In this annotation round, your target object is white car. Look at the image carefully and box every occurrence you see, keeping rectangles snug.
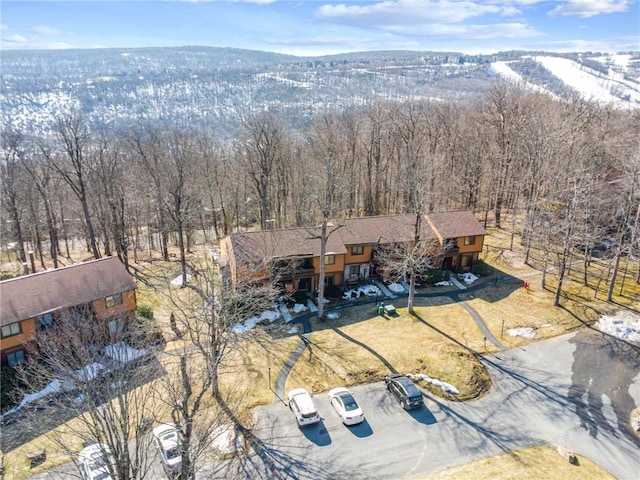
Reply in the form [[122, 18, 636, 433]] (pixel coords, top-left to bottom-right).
[[78, 443, 116, 480], [329, 387, 365, 425], [152, 423, 182, 475], [287, 388, 321, 426]]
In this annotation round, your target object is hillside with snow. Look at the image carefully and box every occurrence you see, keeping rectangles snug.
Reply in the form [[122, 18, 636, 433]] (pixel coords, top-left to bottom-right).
[[491, 53, 640, 108], [2, 48, 638, 137]]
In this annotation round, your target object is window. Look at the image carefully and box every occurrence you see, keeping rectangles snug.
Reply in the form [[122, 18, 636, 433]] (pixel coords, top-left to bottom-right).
[[464, 236, 475, 246], [6, 349, 26, 367], [108, 319, 123, 335], [105, 293, 123, 308], [349, 265, 359, 276], [37, 313, 54, 330], [324, 255, 335, 265], [1, 322, 21, 338], [461, 254, 473, 268], [351, 245, 364, 255]]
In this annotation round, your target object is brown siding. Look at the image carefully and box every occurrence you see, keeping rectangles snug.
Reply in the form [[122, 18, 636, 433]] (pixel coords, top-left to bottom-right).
[[92, 289, 137, 320], [1, 318, 36, 350], [344, 245, 373, 264]]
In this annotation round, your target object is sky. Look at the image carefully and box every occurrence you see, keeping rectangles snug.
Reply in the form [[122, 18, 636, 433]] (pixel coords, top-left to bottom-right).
[[1, 0, 638, 56]]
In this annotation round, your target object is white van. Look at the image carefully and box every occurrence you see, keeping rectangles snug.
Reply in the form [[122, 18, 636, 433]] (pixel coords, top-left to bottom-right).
[[287, 388, 321, 426]]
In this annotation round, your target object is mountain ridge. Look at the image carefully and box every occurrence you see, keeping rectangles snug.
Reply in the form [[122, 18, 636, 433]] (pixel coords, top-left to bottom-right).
[[2, 47, 638, 139]]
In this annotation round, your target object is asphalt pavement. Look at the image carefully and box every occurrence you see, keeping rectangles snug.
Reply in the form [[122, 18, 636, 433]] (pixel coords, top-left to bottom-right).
[[249, 328, 640, 479]]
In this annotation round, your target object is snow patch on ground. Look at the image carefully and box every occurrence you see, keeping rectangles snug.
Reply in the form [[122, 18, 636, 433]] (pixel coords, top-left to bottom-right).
[[170, 274, 192, 286], [409, 373, 459, 395], [230, 309, 281, 333], [507, 327, 536, 338], [459, 272, 478, 285], [292, 303, 308, 313], [1, 380, 62, 418], [597, 312, 640, 343], [287, 325, 299, 334], [210, 424, 242, 456], [327, 312, 340, 320], [342, 284, 382, 300], [73, 362, 110, 382], [388, 283, 406, 293], [435, 280, 453, 286], [102, 342, 149, 364]]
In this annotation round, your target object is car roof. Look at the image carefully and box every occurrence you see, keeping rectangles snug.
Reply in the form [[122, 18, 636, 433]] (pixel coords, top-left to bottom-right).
[[288, 387, 311, 400], [329, 387, 350, 397], [390, 375, 419, 392], [153, 423, 178, 436], [289, 389, 316, 413], [153, 424, 179, 447], [79, 443, 111, 458]]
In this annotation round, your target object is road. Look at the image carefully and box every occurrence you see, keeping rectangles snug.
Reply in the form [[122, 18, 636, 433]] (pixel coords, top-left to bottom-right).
[[249, 329, 640, 479], [28, 328, 640, 479]]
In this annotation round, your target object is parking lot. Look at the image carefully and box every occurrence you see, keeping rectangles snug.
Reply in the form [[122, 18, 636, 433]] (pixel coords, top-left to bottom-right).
[[27, 330, 640, 479], [251, 331, 640, 480]]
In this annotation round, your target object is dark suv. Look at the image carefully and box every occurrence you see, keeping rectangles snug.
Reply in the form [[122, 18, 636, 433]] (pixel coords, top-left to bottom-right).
[[385, 374, 424, 410]]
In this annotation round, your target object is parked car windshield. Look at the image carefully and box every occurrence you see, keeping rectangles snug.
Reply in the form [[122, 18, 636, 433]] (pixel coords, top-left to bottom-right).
[[340, 393, 359, 411], [165, 447, 180, 460]]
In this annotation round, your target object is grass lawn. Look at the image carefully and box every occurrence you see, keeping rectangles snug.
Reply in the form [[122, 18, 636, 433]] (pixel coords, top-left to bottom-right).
[[420, 445, 616, 480], [286, 298, 490, 400], [3, 226, 637, 479]]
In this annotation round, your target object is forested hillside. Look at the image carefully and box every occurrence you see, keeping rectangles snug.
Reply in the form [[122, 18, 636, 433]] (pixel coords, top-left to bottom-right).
[[1, 48, 639, 303], [2, 47, 639, 137]]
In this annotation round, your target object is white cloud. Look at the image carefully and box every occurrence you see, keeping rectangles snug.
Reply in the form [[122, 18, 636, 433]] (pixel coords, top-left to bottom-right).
[[549, 0, 629, 17], [181, 0, 276, 3], [49, 42, 75, 49], [0, 23, 7, 30], [316, 0, 511, 25], [392, 22, 541, 39], [2, 34, 27, 44], [313, 0, 541, 41], [32, 25, 61, 36]]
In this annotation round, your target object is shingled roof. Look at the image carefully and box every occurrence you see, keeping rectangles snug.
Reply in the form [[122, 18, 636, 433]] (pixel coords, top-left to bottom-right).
[[340, 214, 437, 245], [225, 211, 484, 265], [0, 256, 135, 327], [226, 226, 348, 264], [425, 211, 487, 241]]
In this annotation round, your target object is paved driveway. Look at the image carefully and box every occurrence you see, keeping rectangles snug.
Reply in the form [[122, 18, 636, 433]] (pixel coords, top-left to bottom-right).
[[250, 329, 640, 479]]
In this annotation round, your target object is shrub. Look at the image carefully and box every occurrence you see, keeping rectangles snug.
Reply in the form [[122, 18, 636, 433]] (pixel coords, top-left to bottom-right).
[[419, 268, 446, 284], [324, 284, 343, 299], [0, 365, 21, 412], [471, 259, 491, 276], [136, 304, 154, 320], [129, 316, 165, 348], [291, 290, 309, 304]]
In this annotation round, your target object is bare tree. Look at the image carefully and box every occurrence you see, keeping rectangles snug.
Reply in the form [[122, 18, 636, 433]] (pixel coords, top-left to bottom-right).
[[127, 127, 171, 261], [45, 113, 101, 259], [1, 127, 29, 267], [14, 308, 159, 480], [238, 112, 285, 230], [155, 254, 282, 478], [305, 113, 348, 318]]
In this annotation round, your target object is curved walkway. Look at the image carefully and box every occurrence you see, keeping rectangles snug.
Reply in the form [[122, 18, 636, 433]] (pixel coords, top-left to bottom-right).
[[273, 275, 518, 400]]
